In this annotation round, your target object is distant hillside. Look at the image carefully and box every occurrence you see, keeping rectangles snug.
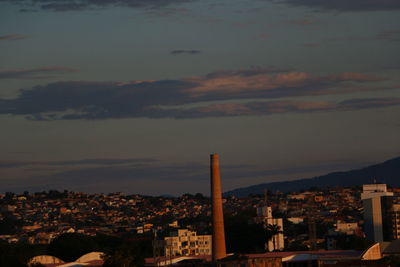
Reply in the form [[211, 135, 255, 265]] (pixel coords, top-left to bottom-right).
[[224, 156, 400, 197]]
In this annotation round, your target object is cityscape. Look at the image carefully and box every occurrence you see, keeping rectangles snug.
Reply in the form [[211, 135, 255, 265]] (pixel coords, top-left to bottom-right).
[[1, 0, 400, 266], [1, 154, 400, 266]]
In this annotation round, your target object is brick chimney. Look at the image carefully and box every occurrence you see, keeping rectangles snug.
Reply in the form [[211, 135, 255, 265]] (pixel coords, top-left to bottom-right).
[[210, 154, 227, 261]]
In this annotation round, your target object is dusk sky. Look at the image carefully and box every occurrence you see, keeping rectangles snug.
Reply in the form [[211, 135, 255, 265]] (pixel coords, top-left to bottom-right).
[[1, 0, 399, 196]]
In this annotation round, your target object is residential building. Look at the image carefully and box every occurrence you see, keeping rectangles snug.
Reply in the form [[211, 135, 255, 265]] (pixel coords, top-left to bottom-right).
[[164, 229, 212, 257], [256, 206, 284, 252], [381, 199, 400, 241]]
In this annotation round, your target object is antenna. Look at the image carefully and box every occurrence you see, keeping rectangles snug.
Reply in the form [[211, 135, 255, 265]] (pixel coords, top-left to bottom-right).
[[264, 189, 268, 206]]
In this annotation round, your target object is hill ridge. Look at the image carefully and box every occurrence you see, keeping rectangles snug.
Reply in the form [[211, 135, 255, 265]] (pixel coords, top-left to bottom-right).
[[224, 156, 400, 197]]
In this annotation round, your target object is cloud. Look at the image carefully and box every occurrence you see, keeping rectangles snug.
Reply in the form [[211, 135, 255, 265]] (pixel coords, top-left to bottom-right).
[[255, 33, 270, 39], [270, 0, 400, 12], [1, 161, 210, 195], [185, 70, 381, 97], [339, 97, 400, 110], [0, 68, 393, 120], [376, 30, 400, 42], [0, 66, 78, 80], [3, 0, 400, 13], [176, 98, 400, 118], [0, 34, 29, 41], [0, 161, 33, 168], [0, 158, 157, 169], [0, 0, 192, 11], [48, 158, 158, 166], [302, 42, 321, 47], [0, 158, 374, 194], [300, 30, 400, 47], [170, 50, 201, 55], [287, 16, 320, 26]]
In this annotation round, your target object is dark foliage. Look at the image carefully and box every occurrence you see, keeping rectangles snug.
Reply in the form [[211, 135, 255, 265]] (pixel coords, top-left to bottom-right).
[[47, 233, 99, 262], [225, 211, 267, 253], [0, 233, 152, 266], [0, 241, 46, 267], [103, 243, 144, 267], [335, 235, 373, 250], [0, 216, 22, 235]]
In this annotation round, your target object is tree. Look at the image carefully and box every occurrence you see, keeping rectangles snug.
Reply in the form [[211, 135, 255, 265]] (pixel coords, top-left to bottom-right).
[[224, 212, 266, 253], [0, 242, 46, 267], [103, 243, 144, 267], [47, 233, 99, 262], [266, 224, 282, 251]]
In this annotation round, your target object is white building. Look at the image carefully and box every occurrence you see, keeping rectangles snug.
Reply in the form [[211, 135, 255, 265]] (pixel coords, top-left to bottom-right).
[[361, 184, 393, 242], [335, 222, 359, 235], [361, 184, 393, 200], [256, 206, 284, 252], [164, 229, 212, 257], [326, 221, 362, 250]]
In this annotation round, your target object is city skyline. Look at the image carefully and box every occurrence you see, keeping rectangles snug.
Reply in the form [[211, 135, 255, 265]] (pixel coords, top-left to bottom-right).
[[0, 0, 399, 195]]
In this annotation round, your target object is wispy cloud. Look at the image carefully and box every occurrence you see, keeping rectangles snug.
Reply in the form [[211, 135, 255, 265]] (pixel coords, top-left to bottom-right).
[[0, 34, 29, 41], [170, 50, 201, 55], [186, 70, 381, 97], [0, 67, 394, 120], [0, 158, 374, 194], [1, 0, 192, 11], [1, 161, 209, 194], [302, 42, 321, 47], [0, 158, 157, 169], [0, 66, 78, 80], [177, 98, 400, 118], [271, 0, 400, 12], [287, 16, 320, 26], [376, 30, 400, 42], [255, 33, 270, 39], [300, 30, 400, 47]]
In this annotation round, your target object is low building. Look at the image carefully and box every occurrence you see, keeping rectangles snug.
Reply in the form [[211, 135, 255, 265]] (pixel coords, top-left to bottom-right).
[[164, 229, 212, 257], [146, 244, 383, 267]]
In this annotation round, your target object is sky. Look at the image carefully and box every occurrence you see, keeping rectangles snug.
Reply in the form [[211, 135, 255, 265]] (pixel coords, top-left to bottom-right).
[[0, 0, 399, 196]]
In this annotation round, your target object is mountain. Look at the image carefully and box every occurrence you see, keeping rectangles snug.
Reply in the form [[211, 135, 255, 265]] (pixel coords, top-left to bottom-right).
[[224, 156, 400, 197]]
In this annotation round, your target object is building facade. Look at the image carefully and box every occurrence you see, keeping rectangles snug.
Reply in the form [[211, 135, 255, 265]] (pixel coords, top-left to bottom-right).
[[381, 199, 400, 241], [361, 184, 394, 242], [164, 229, 212, 257], [256, 206, 284, 252]]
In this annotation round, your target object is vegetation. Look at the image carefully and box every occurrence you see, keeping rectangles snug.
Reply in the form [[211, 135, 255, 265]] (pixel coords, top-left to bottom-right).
[[224, 210, 267, 253], [47, 233, 100, 262], [103, 243, 145, 267], [334, 234, 373, 250], [0, 241, 46, 267], [0, 233, 152, 267], [266, 224, 283, 251]]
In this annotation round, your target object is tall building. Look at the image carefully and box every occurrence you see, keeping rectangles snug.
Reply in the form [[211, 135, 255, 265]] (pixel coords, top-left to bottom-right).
[[361, 184, 394, 242], [164, 229, 212, 257], [255, 206, 284, 251], [382, 198, 400, 241], [210, 154, 227, 261]]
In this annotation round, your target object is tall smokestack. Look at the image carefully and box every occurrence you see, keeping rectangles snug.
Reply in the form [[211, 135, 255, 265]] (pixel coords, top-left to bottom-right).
[[210, 154, 227, 261]]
